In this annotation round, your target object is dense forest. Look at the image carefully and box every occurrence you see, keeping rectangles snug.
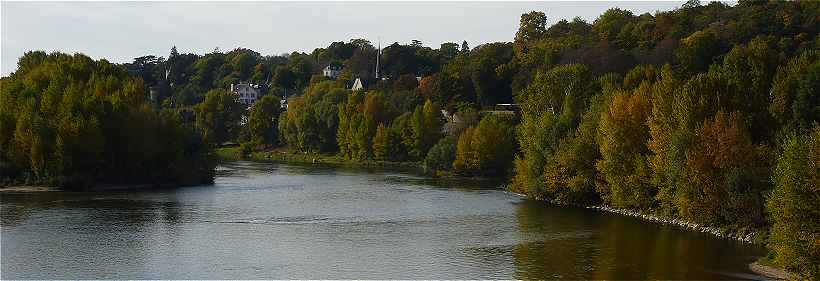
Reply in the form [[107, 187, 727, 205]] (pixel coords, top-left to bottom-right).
[[0, 53, 215, 189], [1, 0, 818, 277]]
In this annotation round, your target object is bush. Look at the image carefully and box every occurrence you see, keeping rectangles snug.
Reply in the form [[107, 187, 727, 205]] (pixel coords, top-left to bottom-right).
[[424, 137, 456, 172], [239, 143, 253, 159]]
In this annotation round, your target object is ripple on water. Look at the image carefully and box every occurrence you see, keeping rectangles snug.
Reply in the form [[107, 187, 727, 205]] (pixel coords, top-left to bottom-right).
[[0, 162, 767, 280]]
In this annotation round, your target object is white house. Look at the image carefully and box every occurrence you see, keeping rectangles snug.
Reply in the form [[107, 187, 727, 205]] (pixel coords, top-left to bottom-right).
[[231, 83, 264, 105], [351, 78, 365, 91], [280, 97, 288, 110], [323, 65, 343, 79]]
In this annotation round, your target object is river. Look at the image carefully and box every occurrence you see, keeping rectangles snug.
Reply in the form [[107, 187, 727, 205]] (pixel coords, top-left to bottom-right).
[[1, 161, 765, 279]]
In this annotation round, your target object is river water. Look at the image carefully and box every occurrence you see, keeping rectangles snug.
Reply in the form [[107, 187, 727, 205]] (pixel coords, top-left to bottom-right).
[[1, 161, 765, 279]]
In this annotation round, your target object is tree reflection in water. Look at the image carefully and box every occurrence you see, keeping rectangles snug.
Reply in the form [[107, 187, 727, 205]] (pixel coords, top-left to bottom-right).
[[512, 199, 765, 279]]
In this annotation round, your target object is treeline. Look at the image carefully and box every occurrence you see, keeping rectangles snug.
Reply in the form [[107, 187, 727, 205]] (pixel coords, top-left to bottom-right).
[[125, 39, 479, 108], [0, 52, 215, 189], [275, 79, 516, 177], [499, 1, 818, 278]]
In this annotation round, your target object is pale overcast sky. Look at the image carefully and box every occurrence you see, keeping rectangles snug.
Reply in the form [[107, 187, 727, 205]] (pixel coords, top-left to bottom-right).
[[1, 1, 689, 76]]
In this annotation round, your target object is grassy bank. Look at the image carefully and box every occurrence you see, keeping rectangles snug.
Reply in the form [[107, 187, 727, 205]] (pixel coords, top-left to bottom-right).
[[215, 147, 421, 170], [215, 147, 510, 189]]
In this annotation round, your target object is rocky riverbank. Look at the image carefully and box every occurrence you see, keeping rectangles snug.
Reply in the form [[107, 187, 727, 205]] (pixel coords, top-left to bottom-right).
[[518, 196, 793, 279], [586, 205, 762, 244], [749, 261, 792, 280], [505, 189, 767, 245]]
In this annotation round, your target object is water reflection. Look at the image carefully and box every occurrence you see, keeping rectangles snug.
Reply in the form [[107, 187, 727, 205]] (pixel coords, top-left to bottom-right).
[[1, 161, 765, 279], [1, 191, 192, 228], [512, 200, 765, 279]]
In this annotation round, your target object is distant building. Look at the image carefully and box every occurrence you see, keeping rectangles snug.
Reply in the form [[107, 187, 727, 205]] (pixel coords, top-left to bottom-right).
[[442, 110, 467, 137], [493, 103, 521, 112], [231, 83, 265, 105], [280, 96, 288, 110], [480, 103, 522, 117], [323, 65, 343, 79], [148, 86, 161, 107], [351, 77, 366, 91], [147, 80, 170, 110]]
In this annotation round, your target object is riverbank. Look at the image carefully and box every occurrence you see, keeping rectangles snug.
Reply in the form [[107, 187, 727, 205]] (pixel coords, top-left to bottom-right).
[[749, 260, 792, 280], [0, 185, 58, 192], [215, 147, 508, 186], [0, 178, 214, 192], [507, 191, 768, 245], [216, 147, 422, 170], [525, 197, 794, 279], [585, 205, 765, 244]]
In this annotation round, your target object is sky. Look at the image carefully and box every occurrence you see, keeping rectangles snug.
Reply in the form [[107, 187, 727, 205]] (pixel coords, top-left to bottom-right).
[[1, 1, 689, 76]]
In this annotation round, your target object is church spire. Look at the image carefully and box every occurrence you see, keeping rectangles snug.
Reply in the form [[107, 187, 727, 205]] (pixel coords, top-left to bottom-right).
[[375, 38, 380, 79]]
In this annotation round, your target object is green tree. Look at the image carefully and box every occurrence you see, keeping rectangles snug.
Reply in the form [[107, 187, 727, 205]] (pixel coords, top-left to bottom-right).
[[372, 123, 390, 161], [453, 115, 515, 176], [439, 42, 460, 62], [514, 11, 547, 66], [721, 36, 779, 140], [230, 50, 258, 81], [675, 29, 722, 74], [592, 8, 635, 43], [196, 89, 243, 145], [424, 137, 456, 172], [421, 99, 443, 152], [0, 52, 213, 188], [388, 112, 415, 161], [242, 95, 281, 149], [678, 111, 768, 225], [540, 75, 616, 205], [767, 125, 820, 279], [279, 81, 347, 152], [273, 65, 296, 92], [453, 126, 476, 173], [518, 64, 595, 131], [647, 65, 684, 214], [510, 65, 600, 198], [769, 51, 819, 130], [337, 91, 395, 160], [469, 43, 515, 106], [596, 83, 654, 209]]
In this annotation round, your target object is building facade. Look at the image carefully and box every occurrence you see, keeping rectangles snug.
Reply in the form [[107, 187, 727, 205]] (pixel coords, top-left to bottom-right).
[[231, 83, 264, 105], [323, 65, 343, 79], [350, 78, 365, 91]]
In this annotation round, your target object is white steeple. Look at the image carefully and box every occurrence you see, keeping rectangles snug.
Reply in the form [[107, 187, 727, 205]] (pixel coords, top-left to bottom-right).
[[375, 38, 380, 79]]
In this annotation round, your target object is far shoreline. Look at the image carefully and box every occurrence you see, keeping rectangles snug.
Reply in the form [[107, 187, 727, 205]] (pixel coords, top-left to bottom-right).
[[0, 185, 58, 192], [0, 180, 213, 193], [223, 147, 769, 244]]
